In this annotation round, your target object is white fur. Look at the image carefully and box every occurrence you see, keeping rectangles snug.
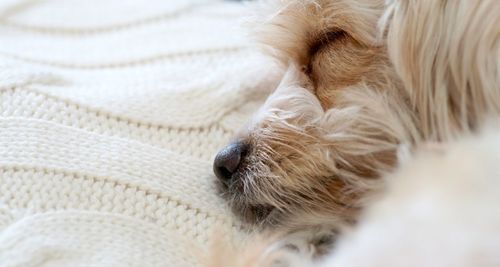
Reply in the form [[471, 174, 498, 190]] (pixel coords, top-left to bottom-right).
[[210, 0, 500, 265], [321, 127, 500, 266]]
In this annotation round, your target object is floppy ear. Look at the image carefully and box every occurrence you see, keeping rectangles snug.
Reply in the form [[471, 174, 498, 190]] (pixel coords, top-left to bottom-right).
[[383, 0, 500, 140]]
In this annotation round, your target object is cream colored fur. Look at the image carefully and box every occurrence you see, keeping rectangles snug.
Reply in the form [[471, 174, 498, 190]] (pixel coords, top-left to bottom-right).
[[212, 0, 500, 265], [219, 0, 410, 228], [321, 127, 500, 267], [382, 0, 500, 140], [213, 129, 500, 266], [218, 0, 499, 226]]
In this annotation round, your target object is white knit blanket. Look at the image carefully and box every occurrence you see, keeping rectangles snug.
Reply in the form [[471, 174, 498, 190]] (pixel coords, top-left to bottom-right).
[[0, 1, 279, 266]]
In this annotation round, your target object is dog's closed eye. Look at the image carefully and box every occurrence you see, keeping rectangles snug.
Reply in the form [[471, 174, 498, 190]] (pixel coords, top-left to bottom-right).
[[304, 29, 349, 77], [308, 30, 348, 58]]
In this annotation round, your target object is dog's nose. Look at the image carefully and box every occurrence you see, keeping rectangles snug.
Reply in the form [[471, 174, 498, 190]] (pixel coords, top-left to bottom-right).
[[213, 141, 248, 183]]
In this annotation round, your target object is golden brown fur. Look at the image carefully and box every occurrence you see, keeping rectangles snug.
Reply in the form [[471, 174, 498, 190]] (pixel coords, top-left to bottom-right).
[[211, 0, 499, 264], [217, 0, 412, 228]]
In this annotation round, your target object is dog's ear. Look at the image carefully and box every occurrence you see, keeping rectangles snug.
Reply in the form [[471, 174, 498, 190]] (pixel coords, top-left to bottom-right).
[[383, 0, 500, 140]]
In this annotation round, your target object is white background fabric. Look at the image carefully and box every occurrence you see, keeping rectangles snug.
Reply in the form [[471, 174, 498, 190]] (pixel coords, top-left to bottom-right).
[[0, 0, 279, 266]]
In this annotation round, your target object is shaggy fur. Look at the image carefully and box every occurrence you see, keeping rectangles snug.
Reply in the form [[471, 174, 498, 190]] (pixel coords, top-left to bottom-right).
[[217, 0, 411, 228], [322, 128, 500, 267], [212, 0, 499, 265], [210, 129, 500, 267]]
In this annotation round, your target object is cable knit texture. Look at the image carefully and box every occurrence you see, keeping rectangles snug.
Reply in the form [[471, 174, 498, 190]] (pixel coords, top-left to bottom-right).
[[0, 1, 280, 266]]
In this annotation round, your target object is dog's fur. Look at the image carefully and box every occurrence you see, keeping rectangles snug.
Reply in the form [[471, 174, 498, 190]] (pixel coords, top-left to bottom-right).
[[219, 0, 408, 228], [211, 130, 500, 266], [217, 0, 499, 228], [321, 128, 500, 266], [212, 0, 499, 265]]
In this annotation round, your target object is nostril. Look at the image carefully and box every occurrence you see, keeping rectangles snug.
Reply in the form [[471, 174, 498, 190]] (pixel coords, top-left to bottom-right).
[[213, 141, 248, 182], [215, 165, 233, 182]]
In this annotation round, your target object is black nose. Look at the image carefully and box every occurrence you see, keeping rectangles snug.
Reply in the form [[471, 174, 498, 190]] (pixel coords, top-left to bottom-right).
[[213, 141, 248, 183]]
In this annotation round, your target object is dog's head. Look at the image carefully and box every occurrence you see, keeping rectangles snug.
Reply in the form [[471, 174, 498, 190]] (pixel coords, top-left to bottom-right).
[[214, 0, 499, 228], [213, 0, 414, 227]]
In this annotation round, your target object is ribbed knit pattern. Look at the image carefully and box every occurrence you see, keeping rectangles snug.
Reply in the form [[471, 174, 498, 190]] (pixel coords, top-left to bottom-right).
[[0, 1, 279, 266]]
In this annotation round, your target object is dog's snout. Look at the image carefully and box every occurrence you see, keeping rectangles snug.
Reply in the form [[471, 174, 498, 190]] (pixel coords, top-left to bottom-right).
[[213, 141, 248, 183]]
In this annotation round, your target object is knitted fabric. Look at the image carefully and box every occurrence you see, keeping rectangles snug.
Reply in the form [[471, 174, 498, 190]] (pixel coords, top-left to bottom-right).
[[0, 1, 279, 266]]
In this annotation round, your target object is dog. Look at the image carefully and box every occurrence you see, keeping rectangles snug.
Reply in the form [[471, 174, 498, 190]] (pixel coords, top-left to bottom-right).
[[214, 0, 404, 229], [211, 0, 499, 265]]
